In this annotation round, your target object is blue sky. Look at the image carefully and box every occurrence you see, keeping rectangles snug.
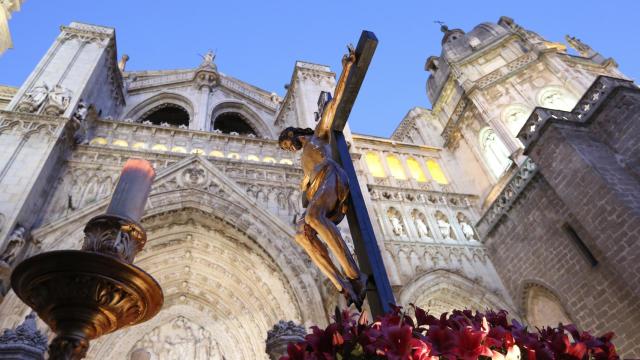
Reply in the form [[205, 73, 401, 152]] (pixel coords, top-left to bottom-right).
[[1, 1, 638, 137]]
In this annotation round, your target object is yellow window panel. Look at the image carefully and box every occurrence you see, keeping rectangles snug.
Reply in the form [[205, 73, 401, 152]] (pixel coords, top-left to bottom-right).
[[407, 157, 427, 182], [151, 144, 168, 152], [89, 137, 107, 145], [132, 142, 148, 150], [386, 155, 407, 180], [365, 152, 386, 178], [427, 159, 448, 184]]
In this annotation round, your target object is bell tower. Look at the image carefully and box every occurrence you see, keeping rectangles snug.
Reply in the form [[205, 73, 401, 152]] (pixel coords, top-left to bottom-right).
[[421, 17, 627, 200]]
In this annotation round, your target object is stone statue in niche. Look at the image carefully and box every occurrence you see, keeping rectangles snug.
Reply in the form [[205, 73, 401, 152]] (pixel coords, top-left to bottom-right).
[[0, 225, 26, 266], [435, 212, 454, 240], [457, 213, 477, 241], [287, 189, 301, 223], [16, 83, 49, 113], [277, 192, 286, 210], [413, 213, 432, 239], [389, 216, 404, 236]]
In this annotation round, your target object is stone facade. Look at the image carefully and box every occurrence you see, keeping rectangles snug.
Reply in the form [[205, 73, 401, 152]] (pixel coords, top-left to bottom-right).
[[0, 16, 637, 358]]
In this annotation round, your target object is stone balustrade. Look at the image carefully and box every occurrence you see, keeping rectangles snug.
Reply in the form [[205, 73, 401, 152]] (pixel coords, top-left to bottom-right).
[[89, 119, 297, 166]]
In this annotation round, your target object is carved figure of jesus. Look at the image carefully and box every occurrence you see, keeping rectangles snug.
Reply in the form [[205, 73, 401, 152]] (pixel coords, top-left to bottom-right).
[[278, 46, 366, 308]]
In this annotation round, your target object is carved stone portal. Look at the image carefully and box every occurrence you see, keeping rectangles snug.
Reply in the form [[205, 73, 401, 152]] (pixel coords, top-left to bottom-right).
[[130, 316, 224, 360]]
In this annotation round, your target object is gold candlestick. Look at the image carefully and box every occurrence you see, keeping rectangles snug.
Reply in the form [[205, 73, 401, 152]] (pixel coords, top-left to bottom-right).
[[11, 159, 163, 360]]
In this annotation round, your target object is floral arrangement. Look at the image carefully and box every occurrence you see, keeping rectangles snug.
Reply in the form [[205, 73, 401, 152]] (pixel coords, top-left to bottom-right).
[[281, 305, 618, 360]]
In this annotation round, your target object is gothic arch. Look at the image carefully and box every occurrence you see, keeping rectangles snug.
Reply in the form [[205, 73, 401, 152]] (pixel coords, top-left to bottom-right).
[[124, 92, 195, 123], [399, 269, 514, 315], [0, 157, 326, 358], [521, 281, 573, 329], [87, 209, 307, 359], [210, 102, 273, 138]]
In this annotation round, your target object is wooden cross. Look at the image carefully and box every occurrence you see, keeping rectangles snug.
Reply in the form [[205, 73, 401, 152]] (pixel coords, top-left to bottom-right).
[[319, 31, 395, 317]]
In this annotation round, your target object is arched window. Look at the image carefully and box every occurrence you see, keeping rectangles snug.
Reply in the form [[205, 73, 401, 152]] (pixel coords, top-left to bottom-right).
[[212, 112, 257, 136], [386, 155, 407, 180], [365, 152, 386, 178], [501, 104, 531, 137], [406, 158, 427, 182], [479, 127, 511, 178], [537, 86, 578, 111], [140, 104, 190, 127], [426, 160, 448, 184]]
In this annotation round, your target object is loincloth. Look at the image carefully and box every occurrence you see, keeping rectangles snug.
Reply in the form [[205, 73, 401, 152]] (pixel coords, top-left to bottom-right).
[[306, 160, 349, 224]]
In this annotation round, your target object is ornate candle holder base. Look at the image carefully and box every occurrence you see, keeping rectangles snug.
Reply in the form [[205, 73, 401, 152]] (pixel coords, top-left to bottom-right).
[[11, 250, 163, 360]]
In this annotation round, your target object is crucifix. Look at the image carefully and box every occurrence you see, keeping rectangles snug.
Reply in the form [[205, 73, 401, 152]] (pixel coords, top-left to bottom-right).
[[278, 31, 395, 317]]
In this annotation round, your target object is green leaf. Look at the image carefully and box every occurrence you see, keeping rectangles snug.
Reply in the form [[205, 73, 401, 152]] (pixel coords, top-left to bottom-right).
[[351, 343, 364, 357]]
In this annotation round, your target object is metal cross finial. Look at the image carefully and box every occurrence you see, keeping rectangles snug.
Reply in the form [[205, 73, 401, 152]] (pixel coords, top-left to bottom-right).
[[434, 20, 449, 33]]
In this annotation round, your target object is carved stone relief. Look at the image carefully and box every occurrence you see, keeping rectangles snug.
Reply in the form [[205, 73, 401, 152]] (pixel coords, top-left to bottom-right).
[[16, 84, 73, 116], [130, 316, 224, 360]]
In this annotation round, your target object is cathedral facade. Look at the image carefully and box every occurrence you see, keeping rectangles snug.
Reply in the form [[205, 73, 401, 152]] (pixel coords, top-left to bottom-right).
[[0, 17, 638, 358]]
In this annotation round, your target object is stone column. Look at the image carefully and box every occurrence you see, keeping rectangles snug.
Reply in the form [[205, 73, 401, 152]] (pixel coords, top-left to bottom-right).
[[0, 313, 48, 360], [265, 320, 306, 360]]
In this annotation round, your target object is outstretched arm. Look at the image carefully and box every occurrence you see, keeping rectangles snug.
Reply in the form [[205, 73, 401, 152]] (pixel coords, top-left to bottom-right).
[[315, 45, 356, 139]]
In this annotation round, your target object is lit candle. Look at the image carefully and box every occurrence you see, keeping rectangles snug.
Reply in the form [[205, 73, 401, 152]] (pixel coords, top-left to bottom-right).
[[106, 158, 156, 222]]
